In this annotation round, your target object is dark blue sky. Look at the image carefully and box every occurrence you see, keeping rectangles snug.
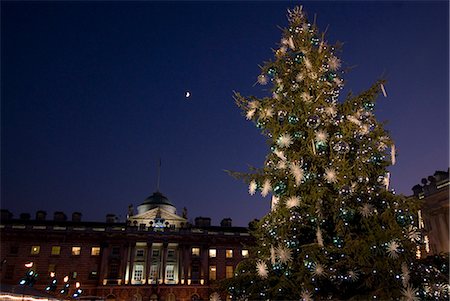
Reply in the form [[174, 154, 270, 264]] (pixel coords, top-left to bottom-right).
[[2, 1, 448, 226]]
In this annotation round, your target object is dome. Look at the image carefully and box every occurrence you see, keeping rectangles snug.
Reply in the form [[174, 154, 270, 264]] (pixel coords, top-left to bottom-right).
[[137, 191, 176, 214]]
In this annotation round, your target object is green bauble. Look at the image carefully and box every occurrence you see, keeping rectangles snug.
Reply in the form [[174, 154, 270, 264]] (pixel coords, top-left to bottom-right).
[[311, 37, 320, 46], [363, 101, 375, 111], [294, 131, 305, 139], [267, 67, 277, 77], [288, 115, 299, 124], [315, 141, 327, 151], [294, 52, 304, 63], [273, 181, 287, 196], [327, 72, 337, 82], [332, 236, 344, 248]]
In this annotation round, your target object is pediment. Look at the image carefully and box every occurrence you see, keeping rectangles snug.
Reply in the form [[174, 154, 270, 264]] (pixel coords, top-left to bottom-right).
[[129, 207, 187, 228]]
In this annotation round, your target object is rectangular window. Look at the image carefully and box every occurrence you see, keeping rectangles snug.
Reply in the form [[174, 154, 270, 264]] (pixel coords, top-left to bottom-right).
[[209, 249, 216, 258], [167, 249, 175, 258], [91, 247, 101, 256], [71, 271, 77, 279], [241, 249, 249, 258], [72, 247, 81, 256], [165, 264, 174, 280], [226, 265, 234, 279], [209, 265, 216, 281], [191, 247, 200, 256], [149, 264, 158, 281], [89, 271, 98, 280], [136, 249, 145, 258], [133, 264, 144, 281], [226, 249, 233, 258], [152, 249, 160, 257], [30, 246, 40, 255], [51, 246, 61, 255], [108, 263, 119, 279], [111, 247, 120, 255]]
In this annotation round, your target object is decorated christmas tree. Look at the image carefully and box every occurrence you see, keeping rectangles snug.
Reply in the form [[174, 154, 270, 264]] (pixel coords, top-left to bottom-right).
[[225, 6, 449, 301]]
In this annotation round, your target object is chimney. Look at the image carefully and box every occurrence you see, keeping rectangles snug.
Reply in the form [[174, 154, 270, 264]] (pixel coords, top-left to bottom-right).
[[0, 209, 13, 221], [19, 213, 31, 220], [54, 211, 67, 222], [220, 218, 232, 227], [36, 211, 47, 221], [106, 214, 116, 223], [194, 217, 211, 227], [72, 212, 82, 222]]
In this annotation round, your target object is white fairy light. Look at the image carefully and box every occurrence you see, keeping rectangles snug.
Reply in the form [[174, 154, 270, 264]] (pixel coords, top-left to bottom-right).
[[261, 179, 272, 197], [286, 196, 300, 208], [248, 180, 257, 195], [277, 133, 293, 148]]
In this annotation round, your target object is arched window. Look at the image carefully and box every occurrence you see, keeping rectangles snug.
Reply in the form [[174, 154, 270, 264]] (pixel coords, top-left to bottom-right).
[[150, 293, 159, 301], [133, 294, 143, 301], [106, 294, 116, 301], [191, 294, 200, 301], [167, 293, 176, 301]]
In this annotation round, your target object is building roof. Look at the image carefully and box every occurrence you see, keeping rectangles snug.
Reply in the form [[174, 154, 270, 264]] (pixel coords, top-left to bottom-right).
[[141, 191, 173, 207]]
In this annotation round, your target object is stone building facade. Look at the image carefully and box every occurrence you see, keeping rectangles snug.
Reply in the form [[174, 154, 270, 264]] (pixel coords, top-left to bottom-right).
[[411, 169, 449, 256], [0, 191, 253, 301]]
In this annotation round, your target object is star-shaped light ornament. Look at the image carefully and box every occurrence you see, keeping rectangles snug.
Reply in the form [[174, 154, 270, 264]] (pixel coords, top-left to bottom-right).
[[290, 163, 304, 185], [276, 246, 292, 264], [257, 74, 268, 85], [315, 130, 329, 143], [406, 225, 421, 242], [286, 196, 300, 209], [311, 263, 326, 278], [325, 106, 337, 117], [277, 133, 293, 148], [347, 270, 359, 282], [359, 203, 374, 218], [277, 160, 287, 170], [347, 115, 361, 126], [273, 149, 286, 161], [324, 168, 338, 184], [256, 261, 268, 279], [209, 292, 221, 301], [401, 262, 410, 287], [261, 179, 272, 197], [296, 73, 305, 82], [262, 108, 274, 119], [287, 6, 303, 22], [301, 92, 312, 102], [248, 180, 257, 196], [316, 227, 324, 246], [270, 246, 276, 265], [328, 56, 341, 71], [300, 290, 313, 301], [386, 240, 400, 259], [246, 109, 256, 120], [401, 285, 420, 301], [304, 58, 312, 70]]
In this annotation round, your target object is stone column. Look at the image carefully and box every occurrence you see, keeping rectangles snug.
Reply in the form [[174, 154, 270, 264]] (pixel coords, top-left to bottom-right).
[[128, 242, 136, 284]]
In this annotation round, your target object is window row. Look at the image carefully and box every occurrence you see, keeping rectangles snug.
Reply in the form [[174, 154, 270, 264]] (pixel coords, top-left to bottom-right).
[[191, 248, 249, 258], [29, 246, 101, 256]]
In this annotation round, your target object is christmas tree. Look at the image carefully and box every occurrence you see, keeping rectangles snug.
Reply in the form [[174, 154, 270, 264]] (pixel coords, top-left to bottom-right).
[[225, 6, 449, 300]]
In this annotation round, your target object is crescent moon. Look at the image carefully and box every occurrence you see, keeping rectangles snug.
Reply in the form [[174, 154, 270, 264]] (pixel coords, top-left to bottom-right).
[[185, 91, 191, 98]]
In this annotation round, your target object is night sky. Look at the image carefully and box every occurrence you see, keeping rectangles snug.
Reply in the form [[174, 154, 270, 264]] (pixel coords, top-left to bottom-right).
[[2, 1, 448, 226]]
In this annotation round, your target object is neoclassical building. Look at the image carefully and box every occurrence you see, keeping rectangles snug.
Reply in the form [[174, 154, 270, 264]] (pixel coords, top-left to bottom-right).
[[0, 190, 253, 301]]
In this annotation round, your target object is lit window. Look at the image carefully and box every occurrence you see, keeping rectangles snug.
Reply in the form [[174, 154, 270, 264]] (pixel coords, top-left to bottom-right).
[[225, 265, 233, 278], [241, 249, 249, 258], [226, 249, 233, 258], [51, 246, 61, 255], [133, 264, 144, 281], [72, 271, 78, 279], [149, 264, 158, 282], [30, 246, 40, 255], [209, 265, 216, 280], [72, 247, 81, 256], [192, 247, 200, 256], [209, 249, 216, 258], [91, 247, 101, 256], [165, 264, 175, 280]]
